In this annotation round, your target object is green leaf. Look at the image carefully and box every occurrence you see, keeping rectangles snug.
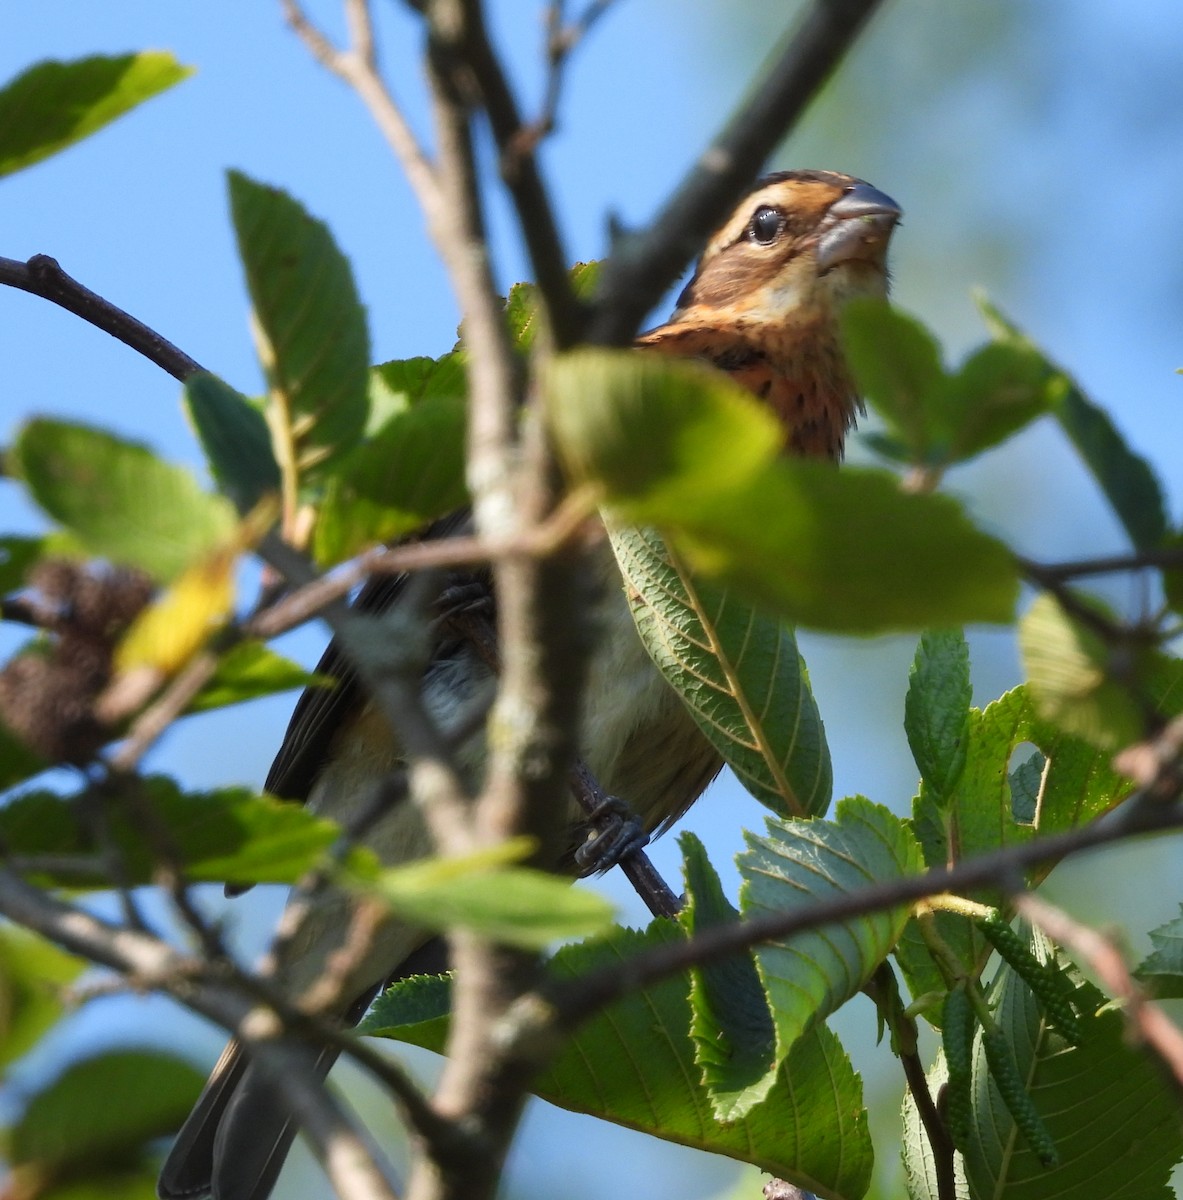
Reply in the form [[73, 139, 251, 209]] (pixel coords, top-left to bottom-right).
[[0, 927, 83, 1069], [962, 953, 1183, 1198], [228, 171, 370, 487], [905, 629, 972, 800], [918, 685, 1124, 859], [323, 353, 471, 554], [859, 429, 911, 464], [671, 463, 1018, 633], [0, 535, 44, 593], [1055, 382, 1167, 552], [941, 340, 1057, 463], [1019, 593, 1146, 750], [1135, 905, 1183, 999], [37, 1170, 161, 1200], [548, 348, 1019, 632], [360, 970, 450, 1040], [0, 779, 361, 887], [977, 294, 1167, 551], [840, 300, 945, 463], [183, 373, 280, 513], [0, 716, 47, 793], [609, 525, 830, 820], [10, 1049, 203, 1171], [843, 309, 1057, 465], [184, 641, 323, 714], [1160, 532, 1183, 618], [367, 920, 873, 1198], [367, 353, 468, 434], [547, 349, 783, 511], [681, 833, 777, 1119], [1008, 749, 1044, 825], [506, 261, 600, 350], [313, 391, 468, 566], [739, 797, 923, 1061], [896, 686, 1128, 1006], [12, 419, 237, 583], [974, 291, 1024, 343], [0, 53, 191, 179], [374, 846, 614, 950]]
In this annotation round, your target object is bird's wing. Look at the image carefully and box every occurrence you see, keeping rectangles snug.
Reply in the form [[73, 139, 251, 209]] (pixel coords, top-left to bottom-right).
[[263, 509, 478, 803]]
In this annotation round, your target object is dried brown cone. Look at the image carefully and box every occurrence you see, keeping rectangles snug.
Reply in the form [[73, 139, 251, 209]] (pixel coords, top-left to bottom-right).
[[0, 559, 153, 764]]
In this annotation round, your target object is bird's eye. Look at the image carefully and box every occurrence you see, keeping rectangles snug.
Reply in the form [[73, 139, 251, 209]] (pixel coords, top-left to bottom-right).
[[747, 205, 783, 245]]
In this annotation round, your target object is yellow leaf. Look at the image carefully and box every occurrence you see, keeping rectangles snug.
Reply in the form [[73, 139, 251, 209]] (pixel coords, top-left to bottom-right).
[[115, 550, 235, 675]]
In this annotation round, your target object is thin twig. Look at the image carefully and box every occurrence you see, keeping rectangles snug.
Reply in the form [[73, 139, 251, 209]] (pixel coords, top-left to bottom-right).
[[281, 0, 441, 212], [1114, 713, 1183, 798], [865, 964, 955, 1200], [1021, 556, 1168, 739], [520, 1, 618, 160], [1019, 547, 1183, 582], [75, 778, 149, 932], [104, 649, 223, 773], [1019, 557, 1148, 645], [118, 772, 232, 964], [247, 491, 597, 644]]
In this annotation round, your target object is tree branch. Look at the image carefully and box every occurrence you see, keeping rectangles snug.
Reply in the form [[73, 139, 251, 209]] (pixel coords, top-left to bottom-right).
[[437, 0, 582, 348], [550, 795, 1183, 1028], [390, 9, 588, 1199], [1019, 547, 1183, 582], [0, 867, 402, 1200], [0, 254, 203, 381]]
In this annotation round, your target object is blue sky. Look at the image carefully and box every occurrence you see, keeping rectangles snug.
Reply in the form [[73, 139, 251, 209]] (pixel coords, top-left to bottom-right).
[[3, 4, 1183, 1198]]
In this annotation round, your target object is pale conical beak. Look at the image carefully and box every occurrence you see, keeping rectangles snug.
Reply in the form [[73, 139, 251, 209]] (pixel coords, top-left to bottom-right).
[[815, 182, 901, 273]]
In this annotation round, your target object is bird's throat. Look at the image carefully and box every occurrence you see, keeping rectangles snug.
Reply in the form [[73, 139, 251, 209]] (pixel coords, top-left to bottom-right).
[[638, 318, 858, 461]]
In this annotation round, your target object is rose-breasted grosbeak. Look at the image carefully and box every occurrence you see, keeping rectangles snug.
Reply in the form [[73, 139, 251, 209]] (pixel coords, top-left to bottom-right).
[[159, 170, 900, 1200]]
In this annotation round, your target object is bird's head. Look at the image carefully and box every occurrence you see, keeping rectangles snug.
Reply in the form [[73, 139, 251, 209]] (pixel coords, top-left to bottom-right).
[[639, 171, 901, 459], [668, 170, 900, 332]]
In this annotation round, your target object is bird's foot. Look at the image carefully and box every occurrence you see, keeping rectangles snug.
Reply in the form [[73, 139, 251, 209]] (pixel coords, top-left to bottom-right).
[[575, 793, 651, 873], [436, 577, 494, 620], [437, 577, 499, 671]]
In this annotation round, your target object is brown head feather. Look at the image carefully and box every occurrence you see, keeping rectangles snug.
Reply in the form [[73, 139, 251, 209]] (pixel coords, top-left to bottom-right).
[[638, 170, 900, 460]]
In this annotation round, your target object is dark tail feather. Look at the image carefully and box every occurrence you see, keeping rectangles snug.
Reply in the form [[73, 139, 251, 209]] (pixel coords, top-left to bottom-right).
[[211, 1048, 334, 1200], [158, 938, 449, 1200], [157, 1040, 250, 1199]]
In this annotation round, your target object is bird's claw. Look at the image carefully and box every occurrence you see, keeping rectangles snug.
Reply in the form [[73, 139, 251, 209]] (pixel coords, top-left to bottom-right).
[[575, 793, 650, 873], [436, 577, 494, 621]]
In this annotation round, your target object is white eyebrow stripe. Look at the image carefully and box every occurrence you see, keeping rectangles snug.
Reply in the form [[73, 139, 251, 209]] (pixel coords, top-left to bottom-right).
[[709, 183, 795, 250]]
